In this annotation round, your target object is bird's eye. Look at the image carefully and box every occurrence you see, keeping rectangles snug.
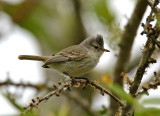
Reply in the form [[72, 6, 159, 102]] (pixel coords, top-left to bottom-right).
[[94, 46, 99, 49]]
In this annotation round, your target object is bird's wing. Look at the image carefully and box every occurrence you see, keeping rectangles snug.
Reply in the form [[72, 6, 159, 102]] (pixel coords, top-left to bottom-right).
[[60, 45, 88, 61], [42, 45, 88, 67]]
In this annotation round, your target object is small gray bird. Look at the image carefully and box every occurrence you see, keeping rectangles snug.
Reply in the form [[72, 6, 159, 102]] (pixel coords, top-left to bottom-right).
[[18, 34, 110, 77]]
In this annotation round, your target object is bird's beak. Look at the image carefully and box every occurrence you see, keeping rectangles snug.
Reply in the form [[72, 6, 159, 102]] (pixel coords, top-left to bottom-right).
[[100, 48, 110, 52]]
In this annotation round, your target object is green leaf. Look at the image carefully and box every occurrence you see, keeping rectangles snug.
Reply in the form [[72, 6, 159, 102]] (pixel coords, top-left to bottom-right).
[[107, 84, 136, 105]]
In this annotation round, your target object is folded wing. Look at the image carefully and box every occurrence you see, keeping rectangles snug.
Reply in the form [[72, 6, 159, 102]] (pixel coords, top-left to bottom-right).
[[42, 45, 88, 68]]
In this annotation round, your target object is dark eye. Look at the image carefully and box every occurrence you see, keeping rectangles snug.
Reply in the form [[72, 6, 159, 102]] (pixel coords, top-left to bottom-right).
[[94, 46, 99, 49]]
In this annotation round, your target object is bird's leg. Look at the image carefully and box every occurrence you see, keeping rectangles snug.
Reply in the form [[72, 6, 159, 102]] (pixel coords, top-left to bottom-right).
[[62, 72, 76, 85], [62, 72, 72, 82]]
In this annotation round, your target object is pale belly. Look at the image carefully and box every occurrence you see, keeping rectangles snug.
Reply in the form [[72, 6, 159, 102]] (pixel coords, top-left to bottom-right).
[[48, 56, 99, 77]]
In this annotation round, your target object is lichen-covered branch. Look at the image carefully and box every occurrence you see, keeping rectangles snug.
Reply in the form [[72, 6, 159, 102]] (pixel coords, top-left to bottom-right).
[[136, 76, 160, 97], [121, 1, 160, 115], [110, 0, 148, 115], [145, 0, 160, 13], [113, 0, 147, 86], [130, 9, 160, 98]]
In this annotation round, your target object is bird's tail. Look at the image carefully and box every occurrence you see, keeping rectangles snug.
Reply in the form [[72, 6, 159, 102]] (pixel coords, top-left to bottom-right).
[[18, 55, 50, 62]]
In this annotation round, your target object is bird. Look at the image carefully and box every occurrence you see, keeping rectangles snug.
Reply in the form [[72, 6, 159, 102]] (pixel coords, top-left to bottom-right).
[[18, 34, 110, 77]]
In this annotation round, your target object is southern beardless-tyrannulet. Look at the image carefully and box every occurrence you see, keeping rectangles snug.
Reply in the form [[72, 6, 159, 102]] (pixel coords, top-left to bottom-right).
[[18, 34, 110, 77]]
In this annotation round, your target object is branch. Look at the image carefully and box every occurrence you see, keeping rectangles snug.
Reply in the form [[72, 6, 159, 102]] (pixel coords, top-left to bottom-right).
[[0, 79, 97, 116], [122, 0, 160, 115], [137, 79, 160, 96], [113, 0, 147, 86], [23, 80, 72, 112], [110, 0, 148, 115], [151, 37, 160, 48], [0, 79, 46, 90], [129, 37, 156, 96], [145, 0, 160, 13], [23, 78, 124, 113], [89, 80, 124, 106], [136, 72, 160, 97], [130, 5, 160, 98]]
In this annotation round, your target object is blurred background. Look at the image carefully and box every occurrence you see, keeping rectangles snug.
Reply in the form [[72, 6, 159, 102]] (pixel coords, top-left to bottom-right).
[[0, 0, 160, 116]]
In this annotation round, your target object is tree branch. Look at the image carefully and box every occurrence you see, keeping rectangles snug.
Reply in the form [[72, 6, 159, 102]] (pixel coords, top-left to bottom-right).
[[0, 79, 46, 90], [130, 6, 159, 98], [122, 1, 160, 115], [22, 78, 124, 113], [110, 0, 148, 115], [136, 77, 160, 97], [145, 0, 160, 13], [0, 79, 98, 116]]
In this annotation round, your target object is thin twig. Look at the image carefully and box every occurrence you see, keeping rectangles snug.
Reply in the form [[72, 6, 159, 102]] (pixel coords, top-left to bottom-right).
[[0, 79, 98, 116], [0, 79, 46, 90], [23, 78, 124, 113], [151, 36, 160, 48], [136, 77, 160, 97], [89, 81, 124, 106], [145, 0, 160, 13], [23, 80, 72, 112]]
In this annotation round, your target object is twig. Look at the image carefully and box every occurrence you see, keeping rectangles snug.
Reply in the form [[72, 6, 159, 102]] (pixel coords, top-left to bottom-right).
[[23, 78, 124, 112], [0, 79, 97, 116], [136, 76, 160, 97], [151, 36, 160, 48], [0, 78, 123, 115], [145, 0, 160, 13], [0, 79, 46, 90], [89, 81, 124, 106], [23, 80, 72, 112]]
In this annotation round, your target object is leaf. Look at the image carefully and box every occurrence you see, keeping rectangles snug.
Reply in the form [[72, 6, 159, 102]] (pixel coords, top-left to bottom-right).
[[107, 84, 136, 105]]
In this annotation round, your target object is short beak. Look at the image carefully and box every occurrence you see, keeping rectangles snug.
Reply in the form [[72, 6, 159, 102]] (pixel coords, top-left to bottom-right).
[[100, 48, 110, 52]]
